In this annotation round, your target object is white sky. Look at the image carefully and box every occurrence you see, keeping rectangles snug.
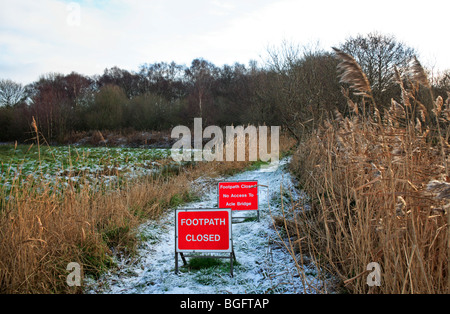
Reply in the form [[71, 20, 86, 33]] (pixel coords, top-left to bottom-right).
[[1, 0, 449, 85]]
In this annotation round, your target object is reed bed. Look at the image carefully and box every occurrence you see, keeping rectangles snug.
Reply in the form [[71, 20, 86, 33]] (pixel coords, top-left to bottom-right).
[[285, 50, 449, 293]]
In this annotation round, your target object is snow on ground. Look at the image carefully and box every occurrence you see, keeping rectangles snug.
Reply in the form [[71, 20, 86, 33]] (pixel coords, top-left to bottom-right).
[[86, 158, 324, 294]]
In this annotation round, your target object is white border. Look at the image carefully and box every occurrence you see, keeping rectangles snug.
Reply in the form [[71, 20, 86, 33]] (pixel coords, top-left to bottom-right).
[[175, 208, 232, 253]]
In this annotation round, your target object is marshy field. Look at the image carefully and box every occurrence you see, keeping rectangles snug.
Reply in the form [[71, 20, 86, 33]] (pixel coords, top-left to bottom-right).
[[0, 141, 188, 293], [0, 144, 171, 193]]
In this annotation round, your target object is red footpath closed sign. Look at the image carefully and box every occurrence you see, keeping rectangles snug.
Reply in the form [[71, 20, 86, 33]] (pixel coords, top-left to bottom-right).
[[176, 209, 232, 253], [218, 181, 258, 211]]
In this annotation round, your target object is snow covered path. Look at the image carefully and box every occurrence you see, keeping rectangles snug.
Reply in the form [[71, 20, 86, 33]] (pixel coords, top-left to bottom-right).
[[87, 158, 322, 294]]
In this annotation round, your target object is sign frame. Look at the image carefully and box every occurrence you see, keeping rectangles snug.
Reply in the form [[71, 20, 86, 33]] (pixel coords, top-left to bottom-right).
[[217, 180, 259, 221], [175, 208, 236, 277]]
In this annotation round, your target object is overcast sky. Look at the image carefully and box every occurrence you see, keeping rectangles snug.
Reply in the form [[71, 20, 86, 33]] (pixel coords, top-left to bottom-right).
[[1, 0, 449, 85]]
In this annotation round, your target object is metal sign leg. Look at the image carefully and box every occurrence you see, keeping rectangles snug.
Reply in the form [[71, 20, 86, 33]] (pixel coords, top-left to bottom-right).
[[175, 252, 188, 275], [180, 253, 187, 265], [230, 248, 237, 277], [230, 253, 233, 278]]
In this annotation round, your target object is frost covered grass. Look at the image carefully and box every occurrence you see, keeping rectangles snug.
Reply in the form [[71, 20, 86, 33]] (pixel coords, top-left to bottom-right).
[[0, 144, 171, 195], [87, 157, 329, 294]]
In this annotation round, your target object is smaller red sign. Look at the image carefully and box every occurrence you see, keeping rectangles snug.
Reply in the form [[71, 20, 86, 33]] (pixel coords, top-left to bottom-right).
[[218, 181, 258, 211], [176, 209, 232, 253]]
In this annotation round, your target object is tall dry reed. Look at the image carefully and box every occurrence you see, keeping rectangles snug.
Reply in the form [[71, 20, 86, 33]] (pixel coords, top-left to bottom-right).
[[284, 52, 449, 293]]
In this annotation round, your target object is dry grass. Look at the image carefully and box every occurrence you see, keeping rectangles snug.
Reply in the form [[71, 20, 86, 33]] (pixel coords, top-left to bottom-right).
[[285, 54, 450, 294], [0, 128, 295, 294], [0, 167, 195, 293]]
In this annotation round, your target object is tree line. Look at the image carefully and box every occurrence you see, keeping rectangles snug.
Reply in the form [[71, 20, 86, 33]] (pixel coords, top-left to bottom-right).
[[1, 33, 449, 144]]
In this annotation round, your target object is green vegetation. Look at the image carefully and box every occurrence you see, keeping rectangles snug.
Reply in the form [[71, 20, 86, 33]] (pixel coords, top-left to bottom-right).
[[0, 144, 171, 195]]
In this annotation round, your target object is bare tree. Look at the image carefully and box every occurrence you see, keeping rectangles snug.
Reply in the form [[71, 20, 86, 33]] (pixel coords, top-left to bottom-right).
[[0, 79, 26, 107], [139, 62, 187, 100], [339, 32, 416, 105], [263, 42, 343, 142], [185, 59, 218, 119]]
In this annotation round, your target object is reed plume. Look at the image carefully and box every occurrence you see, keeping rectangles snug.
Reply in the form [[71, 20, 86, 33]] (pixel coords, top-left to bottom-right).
[[409, 56, 431, 89], [332, 47, 372, 97], [394, 66, 412, 108]]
